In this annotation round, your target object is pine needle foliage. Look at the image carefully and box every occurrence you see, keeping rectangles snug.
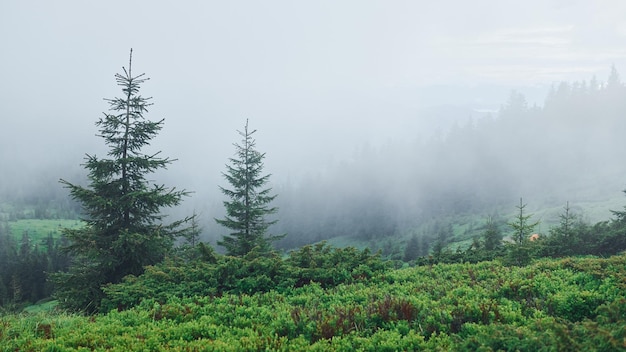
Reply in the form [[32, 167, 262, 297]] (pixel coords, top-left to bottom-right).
[[216, 119, 283, 256], [53, 50, 189, 313], [505, 198, 540, 266], [508, 198, 539, 245]]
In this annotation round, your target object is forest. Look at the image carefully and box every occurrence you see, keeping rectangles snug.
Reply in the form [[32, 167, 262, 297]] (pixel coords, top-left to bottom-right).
[[0, 55, 625, 350]]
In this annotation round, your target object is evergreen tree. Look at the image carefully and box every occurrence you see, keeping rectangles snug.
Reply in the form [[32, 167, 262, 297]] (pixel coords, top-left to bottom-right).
[[508, 198, 539, 245], [0, 227, 16, 306], [607, 64, 622, 89], [53, 50, 189, 313], [16, 232, 33, 302], [482, 216, 503, 251], [556, 202, 574, 239], [216, 119, 283, 256], [402, 234, 420, 262], [431, 222, 452, 258], [542, 202, 589, 257], [181, 210, 202, 247], [505, 198, 539, 266], [601, 191, 626, 255]]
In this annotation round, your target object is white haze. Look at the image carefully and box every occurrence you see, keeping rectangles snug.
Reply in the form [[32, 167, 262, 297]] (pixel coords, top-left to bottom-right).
[[2, 1, 626, 244]]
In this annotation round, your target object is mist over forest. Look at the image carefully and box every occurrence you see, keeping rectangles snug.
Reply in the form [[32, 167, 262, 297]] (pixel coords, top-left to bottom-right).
[[4, 4, 626, 350], [270, 71, 626, 248], [3, 1, 626, 257], [2, 69, 626, 256]]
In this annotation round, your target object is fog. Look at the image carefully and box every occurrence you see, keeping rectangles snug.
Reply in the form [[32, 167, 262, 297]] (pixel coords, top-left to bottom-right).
[[2, 1, 626, 249]]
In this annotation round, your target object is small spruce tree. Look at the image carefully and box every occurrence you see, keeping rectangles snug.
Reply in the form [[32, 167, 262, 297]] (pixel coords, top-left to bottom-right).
[[505, 198, 539, 266], [182, 210, 202, 247], [508, 198, 539, 245], [544, 202, 583, 257], [482, 216, 503, 251], [216, 119, 283, 256]]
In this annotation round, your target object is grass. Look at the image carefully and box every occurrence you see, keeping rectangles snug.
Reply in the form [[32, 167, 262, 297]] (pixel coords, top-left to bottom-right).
[[396, 195, 626, 254], [320, 193, 626, 256], [7, 219, 83, 246], [22, 300, 59, 314]]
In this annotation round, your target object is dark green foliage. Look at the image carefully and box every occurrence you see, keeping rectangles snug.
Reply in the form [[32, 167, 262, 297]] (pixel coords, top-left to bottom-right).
[[53, 50, 189, 313], [532, 199, 626, 259], [540, 203, 591, 257], [402, 235, 420, 262], [600, 192, 626, 255], [101, 242, 386, 311], [431, 222, 453, 259], [482, 216, 503, 251], [417, 196, 626, 267], [216, 119, 283, 256], [286, 242, 387, 288], [379, 238, 403, 261], [503, 198, 540, 266], [0, 228, 69, 308]]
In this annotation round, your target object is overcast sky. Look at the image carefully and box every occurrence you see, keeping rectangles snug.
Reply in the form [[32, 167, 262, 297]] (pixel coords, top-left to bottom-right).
[[2, 1, 626, 194]]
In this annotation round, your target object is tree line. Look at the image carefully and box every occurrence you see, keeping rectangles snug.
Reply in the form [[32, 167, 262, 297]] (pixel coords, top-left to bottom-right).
[[403, 198, 626, 267], [272, 66, 626, 249], [0, 226, 69, 308]]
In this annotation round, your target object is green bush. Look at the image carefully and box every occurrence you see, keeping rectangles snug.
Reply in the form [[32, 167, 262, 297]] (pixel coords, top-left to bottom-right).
[[3, 253, 624, 351], [102, 242, 386, 311]]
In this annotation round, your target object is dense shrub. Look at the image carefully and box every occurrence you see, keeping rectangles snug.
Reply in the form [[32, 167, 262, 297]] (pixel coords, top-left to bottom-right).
[[102, 242, 386, 311], [2, 254, 624, 351]]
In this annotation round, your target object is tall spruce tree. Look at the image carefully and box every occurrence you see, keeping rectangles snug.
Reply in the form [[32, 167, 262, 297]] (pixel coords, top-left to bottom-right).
[[53, 50, 189, 313], [216, 119, 283, 256]]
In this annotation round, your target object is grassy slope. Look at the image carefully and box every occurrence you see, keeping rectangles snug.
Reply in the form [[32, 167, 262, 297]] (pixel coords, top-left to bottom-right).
[[7, 219, 83, 244], [385, 195, 625, 254]]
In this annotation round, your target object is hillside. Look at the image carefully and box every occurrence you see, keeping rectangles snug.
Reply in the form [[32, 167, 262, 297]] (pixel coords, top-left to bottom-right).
[[271, 79, 626, 252], [1, 254, 624, 351]]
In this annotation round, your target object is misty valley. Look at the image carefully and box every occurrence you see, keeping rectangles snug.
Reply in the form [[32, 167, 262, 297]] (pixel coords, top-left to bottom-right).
[[1, 59, 626, 351]]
